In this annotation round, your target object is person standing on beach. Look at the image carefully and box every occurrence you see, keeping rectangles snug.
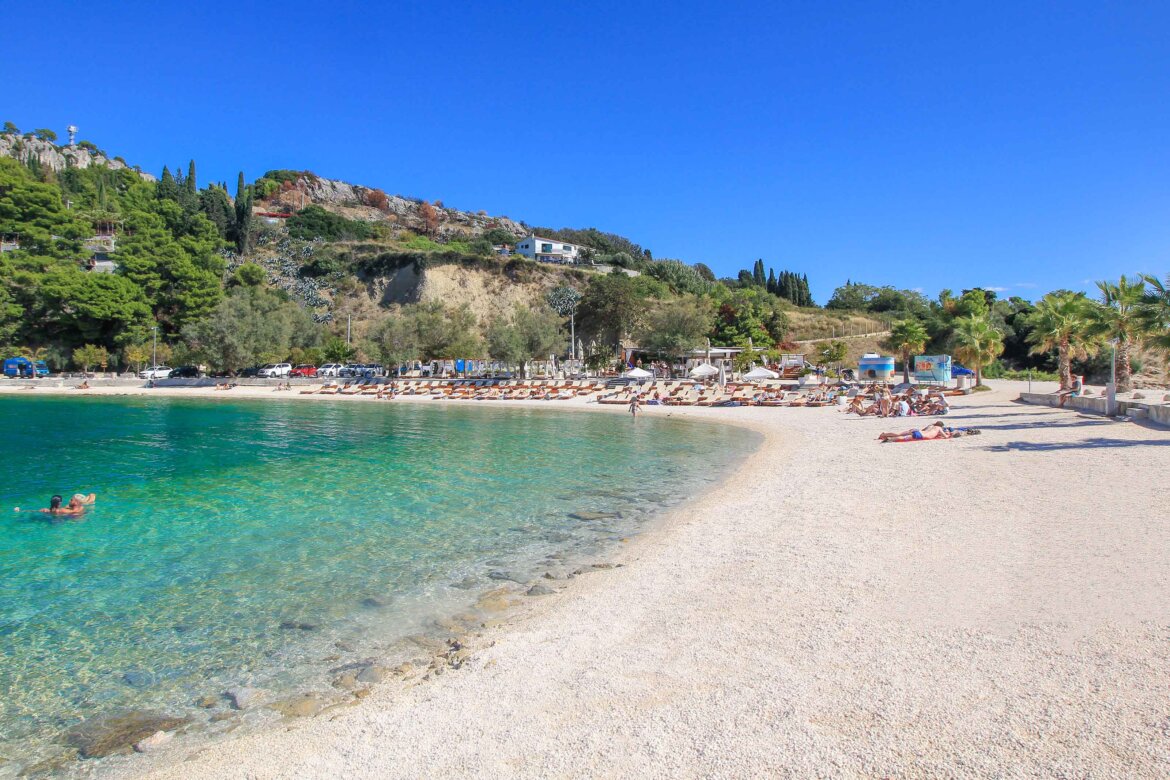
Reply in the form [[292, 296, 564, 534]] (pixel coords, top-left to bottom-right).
[[629, 393, 640, 421]]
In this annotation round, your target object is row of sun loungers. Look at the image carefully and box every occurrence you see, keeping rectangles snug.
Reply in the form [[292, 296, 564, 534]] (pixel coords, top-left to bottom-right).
[[290, 377, 962, 409]]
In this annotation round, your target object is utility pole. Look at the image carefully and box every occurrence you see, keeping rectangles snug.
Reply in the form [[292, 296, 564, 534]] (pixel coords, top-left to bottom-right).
[[347, 314, 352, 345], [152, 325, 158, 368]]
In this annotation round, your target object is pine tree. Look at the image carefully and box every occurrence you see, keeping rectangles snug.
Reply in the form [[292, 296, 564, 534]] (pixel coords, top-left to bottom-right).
[[801, 273, 813, 306], [753, 259, 765, 287], [766, 268, 777, 295], [186, 160, 197, 194]]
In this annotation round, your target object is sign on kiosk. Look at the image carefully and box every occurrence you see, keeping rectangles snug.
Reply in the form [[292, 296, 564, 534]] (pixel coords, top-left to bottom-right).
[[914, 355, 952, 383]]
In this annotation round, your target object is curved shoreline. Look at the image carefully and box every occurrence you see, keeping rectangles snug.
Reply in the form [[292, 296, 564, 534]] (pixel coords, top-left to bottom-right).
[[8, 382, 1170, 778]]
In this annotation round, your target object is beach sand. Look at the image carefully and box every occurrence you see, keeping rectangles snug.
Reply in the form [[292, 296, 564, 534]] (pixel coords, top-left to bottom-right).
[[9, 381, 1169, 777]]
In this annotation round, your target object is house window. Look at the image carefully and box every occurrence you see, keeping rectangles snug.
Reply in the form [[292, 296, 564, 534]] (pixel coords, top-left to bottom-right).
[[541, 243, 553, 252], [563, 245, 572, 251]]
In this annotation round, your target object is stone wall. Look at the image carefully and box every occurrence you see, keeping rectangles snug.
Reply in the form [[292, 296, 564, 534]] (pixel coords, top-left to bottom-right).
[[1017, 392, 1170, 428]]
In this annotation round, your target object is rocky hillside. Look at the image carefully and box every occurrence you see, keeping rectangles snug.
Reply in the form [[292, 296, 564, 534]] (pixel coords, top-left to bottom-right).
[[0, 133, 155, 181], [254, 171, 527, 240]]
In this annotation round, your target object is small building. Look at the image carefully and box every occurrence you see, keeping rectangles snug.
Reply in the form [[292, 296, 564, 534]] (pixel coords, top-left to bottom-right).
[[514, 235, 583, 264]]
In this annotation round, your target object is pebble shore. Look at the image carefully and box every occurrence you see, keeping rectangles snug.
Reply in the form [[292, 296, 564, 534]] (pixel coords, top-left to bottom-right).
[[7, 380, 1169, 778]]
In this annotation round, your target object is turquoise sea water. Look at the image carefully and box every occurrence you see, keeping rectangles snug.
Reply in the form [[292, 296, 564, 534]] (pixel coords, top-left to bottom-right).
[[0, 395, 754, 770]]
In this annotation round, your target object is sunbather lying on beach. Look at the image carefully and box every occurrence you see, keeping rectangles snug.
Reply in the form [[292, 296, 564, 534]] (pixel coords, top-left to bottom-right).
[[878, 421, 981, 442]]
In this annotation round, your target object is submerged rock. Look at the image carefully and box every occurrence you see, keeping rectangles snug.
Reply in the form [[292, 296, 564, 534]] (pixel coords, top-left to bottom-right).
[[526, 584, 556, 596], [269, 694, 327, 718], [279, 620, 319, 631], [355, 665, 389, 684], [195, 695, 220, 709], [63, 710, 189, 758], [487, 570, 526, 584], [360, 596, 389, 608], [569, 511, 621, 521], [225, 687, 264, 710], [450, 576, 479, 590], [132, 730, 172, 753], [121, 670, 155, 688]]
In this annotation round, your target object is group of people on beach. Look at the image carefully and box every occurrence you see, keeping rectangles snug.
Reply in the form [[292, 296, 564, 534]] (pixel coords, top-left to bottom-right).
[[843, 387, 950, 418]]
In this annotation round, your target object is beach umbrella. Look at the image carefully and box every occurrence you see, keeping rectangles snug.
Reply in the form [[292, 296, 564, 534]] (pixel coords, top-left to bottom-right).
[[743, 366, 779, 380], [690, 363, 719, 378], [624, 367, 653, 379]]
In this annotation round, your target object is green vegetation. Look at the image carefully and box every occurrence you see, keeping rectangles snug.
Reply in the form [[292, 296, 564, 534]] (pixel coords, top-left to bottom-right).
[[1, 128, 1167, 380]]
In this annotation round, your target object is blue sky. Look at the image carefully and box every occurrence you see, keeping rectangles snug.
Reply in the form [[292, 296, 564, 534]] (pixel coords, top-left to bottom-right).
[[2, 1, 1167, 303]]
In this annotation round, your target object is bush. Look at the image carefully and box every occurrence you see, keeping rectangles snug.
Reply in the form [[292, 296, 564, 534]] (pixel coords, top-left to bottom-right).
[[287, 205, 372, 241]]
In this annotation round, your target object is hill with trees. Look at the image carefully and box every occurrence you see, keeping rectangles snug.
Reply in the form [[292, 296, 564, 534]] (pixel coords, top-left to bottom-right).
[[1, 123, 1166, 386]]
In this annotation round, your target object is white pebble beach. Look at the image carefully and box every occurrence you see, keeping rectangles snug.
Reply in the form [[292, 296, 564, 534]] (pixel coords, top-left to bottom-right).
[[9, 380, 1169, 778]]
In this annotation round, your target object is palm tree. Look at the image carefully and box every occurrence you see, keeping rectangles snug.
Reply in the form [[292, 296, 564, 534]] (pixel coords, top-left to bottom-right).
[[1140, 274, 1170, 357], [883, 318, 928, 384], [1091, 275, 1147, 392], [952, 315, 1003, 388], [1027, 291, 1100, 390]]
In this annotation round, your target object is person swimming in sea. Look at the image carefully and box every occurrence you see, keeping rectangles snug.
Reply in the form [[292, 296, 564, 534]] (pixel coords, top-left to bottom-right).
[[14, 493, 96, 516]]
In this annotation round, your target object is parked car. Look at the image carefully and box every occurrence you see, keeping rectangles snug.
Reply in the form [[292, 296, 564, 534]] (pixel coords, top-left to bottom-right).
[[169, 365, 204, 378], [338, 363, 363, 377], [210, 369, 236, 378], [139, 365, 173, 380], [318, 363, 343, 377], [3, 357, 50, 378], [239, 366, 263, 378], [289, 364, 318, 378], [257, 363, 292, 378], [363, 363, 385, 377], [952, 363, 975, 377]]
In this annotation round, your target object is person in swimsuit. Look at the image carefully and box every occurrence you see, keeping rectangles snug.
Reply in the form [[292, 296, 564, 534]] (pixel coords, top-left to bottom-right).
[[629, 394, 641, 421], [33, 493, 95, 516], [878, 421, 951, 442]]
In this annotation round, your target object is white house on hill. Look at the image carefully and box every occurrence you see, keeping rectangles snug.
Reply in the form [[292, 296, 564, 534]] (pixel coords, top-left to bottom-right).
[[514, 235, 584, 264]]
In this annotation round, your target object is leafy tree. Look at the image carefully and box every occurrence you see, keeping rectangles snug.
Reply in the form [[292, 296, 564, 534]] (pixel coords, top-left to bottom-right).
[[811, 340, 847, 373], [486, 304, 564, 373], [365, 317, 415, 368], [1090, 275, 1146, 391], [182, 287, 320, 370], [198, 185, 235, 238], [412, 301, 482, 358], [72, 343, 109, 372], [645, 259, 713, 295], [636, 297, 714, 359], [577, 273, 648, 353], [693, 262, 716, 282], [1027, 291, 1100, 390], [123, 343, 152, 373], [33, 128, 58, 142], [883, 318, 928, 383], [483, 227, 516, 245], [0, 158, 88, 257], [289, 346, 325, 366], [322, 336, 357, 363], [38, 268, 152, 349], [2, 122, 18, 135], [953, 315, 1004, 387]]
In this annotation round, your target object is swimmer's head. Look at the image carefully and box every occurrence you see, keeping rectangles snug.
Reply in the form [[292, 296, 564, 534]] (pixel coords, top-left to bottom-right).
[[49, 495, 62, 510]]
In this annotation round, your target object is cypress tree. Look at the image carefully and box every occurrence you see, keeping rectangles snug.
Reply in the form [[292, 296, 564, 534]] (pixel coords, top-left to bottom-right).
[[186, 160, 197, 194], [754, 259, 766, 287], [766, 268, 777, 295], [801, 273, 812, 306], [157, 166, 179, 201], [233, 172, 253, 253]]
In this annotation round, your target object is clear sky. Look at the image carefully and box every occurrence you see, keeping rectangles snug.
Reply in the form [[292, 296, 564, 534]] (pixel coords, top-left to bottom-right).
[[2, 1, 1167, 303]]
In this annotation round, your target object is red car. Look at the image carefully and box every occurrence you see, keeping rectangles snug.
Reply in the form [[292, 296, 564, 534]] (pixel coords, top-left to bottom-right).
[[289, 365, 318, 378]]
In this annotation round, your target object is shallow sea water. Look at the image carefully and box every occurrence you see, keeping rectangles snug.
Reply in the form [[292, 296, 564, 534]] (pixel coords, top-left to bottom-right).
[[0, 395, 755, 771]]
